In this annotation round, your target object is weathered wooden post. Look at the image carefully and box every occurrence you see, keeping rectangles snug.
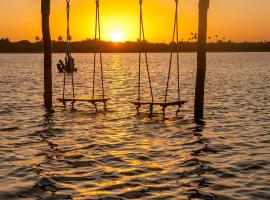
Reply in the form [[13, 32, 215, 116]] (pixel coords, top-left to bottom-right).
[[41, 0, 52, 109], [194, 0, 210, 122]]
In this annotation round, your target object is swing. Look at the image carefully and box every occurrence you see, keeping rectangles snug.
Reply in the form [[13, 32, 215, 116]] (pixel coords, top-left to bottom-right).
[[132, 0, 186, 118], [57, 0, 109, 111]]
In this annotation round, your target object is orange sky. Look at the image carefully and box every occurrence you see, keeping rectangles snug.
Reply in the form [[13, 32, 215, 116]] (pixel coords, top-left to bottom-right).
[[0, 0, 270, 42]]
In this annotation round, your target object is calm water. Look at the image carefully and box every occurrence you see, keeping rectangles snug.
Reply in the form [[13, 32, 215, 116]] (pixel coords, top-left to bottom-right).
[[0, 53, 269, 199]]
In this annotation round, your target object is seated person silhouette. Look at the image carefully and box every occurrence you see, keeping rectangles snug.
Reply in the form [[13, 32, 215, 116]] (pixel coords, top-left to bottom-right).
[[57, 58, 77, 73]]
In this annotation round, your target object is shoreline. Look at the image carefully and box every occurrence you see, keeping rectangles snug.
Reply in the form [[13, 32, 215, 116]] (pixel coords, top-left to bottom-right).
[[1, 39, 269, 53], [1, 51, 270, 54]]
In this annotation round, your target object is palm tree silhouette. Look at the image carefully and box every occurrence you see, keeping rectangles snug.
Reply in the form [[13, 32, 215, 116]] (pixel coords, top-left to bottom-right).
[[58, 35, 63, 42], [35, 36, 40, 42], [215, 35, 218, 42], [194, 33, 198, 41], [190, 32, 194, 42]]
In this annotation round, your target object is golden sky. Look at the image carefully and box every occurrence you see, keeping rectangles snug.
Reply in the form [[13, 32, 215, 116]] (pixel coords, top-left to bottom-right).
[[0, 0, 270, 42]]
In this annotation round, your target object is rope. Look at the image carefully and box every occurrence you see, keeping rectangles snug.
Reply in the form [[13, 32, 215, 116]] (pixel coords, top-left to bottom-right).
[[176, 0, 180, 102], [62, 0, 75, 100], [98, 2, 105, 100], [138, 0, 154, 103], [92, 0, 105, 100], [138, 0, 142, 103], [164, 0, 180, 104], [92, 0, 97, 98], [63, 0, 69, 99]]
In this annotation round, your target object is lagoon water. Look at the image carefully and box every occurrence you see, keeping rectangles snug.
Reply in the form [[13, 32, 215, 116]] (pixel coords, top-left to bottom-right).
[[0, 52, 269, 199]]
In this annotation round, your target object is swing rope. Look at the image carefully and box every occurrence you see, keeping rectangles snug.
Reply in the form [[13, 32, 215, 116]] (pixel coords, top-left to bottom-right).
[[138, 0, 154, 104], [63, 0, 75, 100], [92, 0, 105, 100], [164, 0, 180, 105]]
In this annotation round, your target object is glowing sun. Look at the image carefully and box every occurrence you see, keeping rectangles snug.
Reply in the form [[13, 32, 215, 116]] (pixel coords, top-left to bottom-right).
[[110, 31, 124, 42]]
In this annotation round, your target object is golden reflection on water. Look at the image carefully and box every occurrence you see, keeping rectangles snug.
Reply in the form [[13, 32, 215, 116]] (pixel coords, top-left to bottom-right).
[[0, 53, 270, 199]]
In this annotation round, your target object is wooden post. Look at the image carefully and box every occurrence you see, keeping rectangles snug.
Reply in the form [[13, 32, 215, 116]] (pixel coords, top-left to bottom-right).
[[41, 0, 52, 109], [194, 0, 210, 122]]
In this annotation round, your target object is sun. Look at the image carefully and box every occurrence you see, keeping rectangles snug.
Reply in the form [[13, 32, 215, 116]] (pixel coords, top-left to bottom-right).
[[110, 31, 124, 42]]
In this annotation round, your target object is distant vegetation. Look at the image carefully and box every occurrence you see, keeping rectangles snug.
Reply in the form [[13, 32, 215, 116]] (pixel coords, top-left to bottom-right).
[[0, 38, 270, 53]]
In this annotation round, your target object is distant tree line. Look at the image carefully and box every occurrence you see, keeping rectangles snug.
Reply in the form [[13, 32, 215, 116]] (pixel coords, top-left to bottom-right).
[[0, 37, 270, 53]]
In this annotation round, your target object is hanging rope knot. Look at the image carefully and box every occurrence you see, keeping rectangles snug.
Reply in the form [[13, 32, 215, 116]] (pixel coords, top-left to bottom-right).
[[139, 0, 143, 5], [96, 0, 99, 8], [175, 0, 179, 8], [66, 0, 70, 8]]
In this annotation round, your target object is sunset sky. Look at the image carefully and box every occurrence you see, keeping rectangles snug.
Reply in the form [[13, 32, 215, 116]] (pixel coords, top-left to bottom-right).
[[0, 0, 270, 42]]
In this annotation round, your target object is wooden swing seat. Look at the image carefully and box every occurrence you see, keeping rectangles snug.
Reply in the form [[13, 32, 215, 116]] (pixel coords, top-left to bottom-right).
[[57, 97, 110, 103], [57, 97, 110, 111], [132, 100, 187, 107], [132, 100, 187, 119]]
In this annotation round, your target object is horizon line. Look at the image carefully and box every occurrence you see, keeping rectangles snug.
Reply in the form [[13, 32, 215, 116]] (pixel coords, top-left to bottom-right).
[[1, 37, 270, 44]]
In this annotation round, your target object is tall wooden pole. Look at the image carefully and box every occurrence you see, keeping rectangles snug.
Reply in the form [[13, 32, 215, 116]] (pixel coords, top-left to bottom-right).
[[41, 0, 52, 109], [194, 0, 210, 122]]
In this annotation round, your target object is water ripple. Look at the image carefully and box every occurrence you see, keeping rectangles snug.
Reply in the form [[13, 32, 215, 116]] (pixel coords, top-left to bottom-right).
[[0, 53, 269, 199]]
